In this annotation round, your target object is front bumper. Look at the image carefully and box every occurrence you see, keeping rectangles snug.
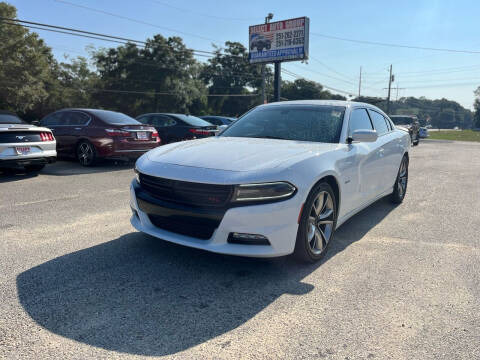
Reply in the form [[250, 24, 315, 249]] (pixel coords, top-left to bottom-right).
[[129, 180, 300, 257]]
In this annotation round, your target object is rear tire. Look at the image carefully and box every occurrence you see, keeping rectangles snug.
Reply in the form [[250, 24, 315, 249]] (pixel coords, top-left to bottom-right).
[[24, 164, 45, 173], [76, 141, 97, 167], [391, 155, 409, 204], [294, 182, 337, 263], [413, 134, 420, 146]]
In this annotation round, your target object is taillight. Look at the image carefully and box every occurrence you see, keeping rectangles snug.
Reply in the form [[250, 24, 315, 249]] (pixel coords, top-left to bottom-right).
[[105, 128, 130, 137], [152, 131, 161, 143], [189, 128, 211, 136], [40, 132, 54, 141]]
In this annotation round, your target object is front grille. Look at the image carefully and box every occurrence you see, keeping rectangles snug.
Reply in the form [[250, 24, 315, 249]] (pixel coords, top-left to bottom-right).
[[139, 174, 234, 207], [148, 214, 218, 240], [0, 131, 42, 143]]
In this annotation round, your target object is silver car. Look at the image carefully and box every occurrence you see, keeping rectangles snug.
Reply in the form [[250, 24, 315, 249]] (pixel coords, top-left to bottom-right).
[[0, 111, 56, 172]]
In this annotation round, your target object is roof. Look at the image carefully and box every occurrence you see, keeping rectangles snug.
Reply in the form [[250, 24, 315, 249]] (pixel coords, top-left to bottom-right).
[[260, 100, 374, 108]]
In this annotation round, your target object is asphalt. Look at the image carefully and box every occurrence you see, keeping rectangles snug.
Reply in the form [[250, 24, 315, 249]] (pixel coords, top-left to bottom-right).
[[0, 140, 479, 359]]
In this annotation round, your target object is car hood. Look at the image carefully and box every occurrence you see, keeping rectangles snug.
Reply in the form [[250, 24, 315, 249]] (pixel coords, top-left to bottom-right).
[[146, 136, 339, 172]]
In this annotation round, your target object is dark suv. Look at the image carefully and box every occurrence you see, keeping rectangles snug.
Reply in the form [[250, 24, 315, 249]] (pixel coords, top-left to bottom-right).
[[389, 115, 420, 146], [40, 109, 160, 166]]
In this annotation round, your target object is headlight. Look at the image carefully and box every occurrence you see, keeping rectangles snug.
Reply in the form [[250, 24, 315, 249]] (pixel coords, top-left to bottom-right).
[[134, 168, 140, 184], [233, 182, 296, 202]]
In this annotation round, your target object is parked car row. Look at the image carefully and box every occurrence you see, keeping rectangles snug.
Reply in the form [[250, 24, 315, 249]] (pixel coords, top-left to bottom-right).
[[0, 108, 233, 171]]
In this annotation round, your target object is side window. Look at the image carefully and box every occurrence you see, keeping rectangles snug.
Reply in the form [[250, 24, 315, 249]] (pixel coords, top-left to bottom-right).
[[42, 113, 63, 127], [68, 112, 90, 126], [368, 110, 389, 136], [137, 115, 151, 125], [163, 116, 177, 127], [348, 109, 373, 137], [205, 117, 222, 126]]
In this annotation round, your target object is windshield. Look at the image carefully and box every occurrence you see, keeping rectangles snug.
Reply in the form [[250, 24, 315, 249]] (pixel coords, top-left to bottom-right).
[[220, 105, 345, 143], [173, 114, 213, 127], [91, 110, 141, 125], [391, 116, 413, 125], [0, 114, 25, 124]]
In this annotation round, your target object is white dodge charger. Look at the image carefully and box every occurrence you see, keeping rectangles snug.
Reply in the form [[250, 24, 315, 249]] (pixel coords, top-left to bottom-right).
[[130, 100, 410, 262]]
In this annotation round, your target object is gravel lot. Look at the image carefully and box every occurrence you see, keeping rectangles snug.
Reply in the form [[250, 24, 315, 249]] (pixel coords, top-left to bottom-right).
[[1, 140, 479, 359]]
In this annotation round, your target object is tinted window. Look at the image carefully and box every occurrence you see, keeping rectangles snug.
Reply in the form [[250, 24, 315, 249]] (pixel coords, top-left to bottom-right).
[[42, 113, 64, 126], [0, 114, 25, 124], [171, 114, 212, 127], [91, 110, 140, 125], [369, 110, 389, 136], [390, 116, 413, 125], [348, 109, 372, 136], [202, 117, 223, 126], [153, 115, 176, 127], [221, 105, 345, 143], [67, 112, 90, 126]]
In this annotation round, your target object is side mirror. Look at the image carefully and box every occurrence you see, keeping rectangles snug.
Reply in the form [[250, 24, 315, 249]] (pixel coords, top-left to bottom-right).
[[350, 129, 378, 143], [31, 120, 40, 126]]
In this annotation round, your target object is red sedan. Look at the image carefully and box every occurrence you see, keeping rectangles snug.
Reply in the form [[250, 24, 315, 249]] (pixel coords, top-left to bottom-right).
[[40, 109, 160, 166]]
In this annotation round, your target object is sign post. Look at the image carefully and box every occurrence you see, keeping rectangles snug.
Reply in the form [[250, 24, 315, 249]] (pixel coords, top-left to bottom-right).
[[249, 16, 310, 102]]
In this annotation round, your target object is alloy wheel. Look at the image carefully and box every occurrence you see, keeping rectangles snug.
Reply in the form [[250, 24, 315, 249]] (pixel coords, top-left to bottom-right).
[[397, 157, 408, 198], [307, 191, 335, 255], [78, 143, 94, 166]]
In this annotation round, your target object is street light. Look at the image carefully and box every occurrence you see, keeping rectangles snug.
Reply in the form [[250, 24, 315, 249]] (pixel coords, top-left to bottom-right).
[[261, 13, 273, 104]]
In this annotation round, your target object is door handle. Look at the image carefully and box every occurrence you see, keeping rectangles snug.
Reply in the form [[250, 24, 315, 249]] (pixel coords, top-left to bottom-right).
[[378, 148, 385, 157], [74, 127, 82, 130]]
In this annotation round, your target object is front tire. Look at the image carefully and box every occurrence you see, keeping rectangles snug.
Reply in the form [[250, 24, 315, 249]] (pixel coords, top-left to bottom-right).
[[294, 182, 337, 263], [76, 141, 97, 167], [413, 133, 420, 146], [391, 155, 409, 204]]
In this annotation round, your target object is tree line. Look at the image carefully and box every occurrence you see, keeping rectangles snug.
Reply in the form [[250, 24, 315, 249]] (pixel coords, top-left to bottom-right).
[[1, 2, 479, 128]]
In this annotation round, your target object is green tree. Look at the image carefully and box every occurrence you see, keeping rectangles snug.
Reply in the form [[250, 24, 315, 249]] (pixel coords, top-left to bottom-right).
[[92, 35, 207, 116], [474, 87, 480, 128], [201, 42, 267, 116], [0, 2, 59, 115]]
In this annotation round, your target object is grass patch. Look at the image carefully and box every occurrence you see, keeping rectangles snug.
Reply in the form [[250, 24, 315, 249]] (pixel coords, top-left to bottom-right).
[[428, 130, 480, 142]]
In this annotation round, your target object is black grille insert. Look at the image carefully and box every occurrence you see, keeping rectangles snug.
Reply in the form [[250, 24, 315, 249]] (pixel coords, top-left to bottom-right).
[[139, 174, 233, 207], [148, 214, 218, 240]]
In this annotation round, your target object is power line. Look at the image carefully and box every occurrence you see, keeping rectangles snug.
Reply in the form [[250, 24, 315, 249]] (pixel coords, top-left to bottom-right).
[[290, 63, 357, 86], [145, 0, 258, 21], [309, 57, 356, 81], [1, 79, 259, 97], [53, 0, 217, 42], [0, 17, 147, 45], [281, 68, 356, 97], [0, 18, 241, 59], [311, 32, 480, 54]]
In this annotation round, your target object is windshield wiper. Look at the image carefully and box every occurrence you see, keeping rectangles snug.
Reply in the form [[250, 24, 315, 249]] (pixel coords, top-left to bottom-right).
[[249, 135, 287, 140]]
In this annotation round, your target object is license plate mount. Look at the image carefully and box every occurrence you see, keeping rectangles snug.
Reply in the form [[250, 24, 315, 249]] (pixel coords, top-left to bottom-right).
[[136, 132, 148, 140], [15, 146, 31, 155]]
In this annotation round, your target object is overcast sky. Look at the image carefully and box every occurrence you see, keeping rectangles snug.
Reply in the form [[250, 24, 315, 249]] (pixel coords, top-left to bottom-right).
[[9, 0, 480, 109]]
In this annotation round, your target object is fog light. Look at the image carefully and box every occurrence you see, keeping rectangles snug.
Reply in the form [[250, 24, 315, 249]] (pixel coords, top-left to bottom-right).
[[228, 232, 270, 245], [131, 206, 139, 219]]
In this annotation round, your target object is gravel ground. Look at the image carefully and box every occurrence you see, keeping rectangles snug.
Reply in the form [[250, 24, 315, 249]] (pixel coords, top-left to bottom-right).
[[0, 140, 479, 359]]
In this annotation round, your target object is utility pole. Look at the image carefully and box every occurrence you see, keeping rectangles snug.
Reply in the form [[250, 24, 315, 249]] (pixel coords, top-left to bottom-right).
[[261, 13, 273, 104], [386, 64, 393, 114], [274, 62, 281, 102], [358, 66, 362, 98]]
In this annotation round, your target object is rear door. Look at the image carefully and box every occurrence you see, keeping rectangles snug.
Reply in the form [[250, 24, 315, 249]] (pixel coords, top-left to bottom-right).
[[42, 112, 67, 154], [60, 111, 91, 154], [368, 109, 397, 194]]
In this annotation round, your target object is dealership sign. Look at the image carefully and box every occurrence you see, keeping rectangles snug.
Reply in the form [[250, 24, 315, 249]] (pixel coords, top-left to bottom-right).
[[249, 17, 310, 64]]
